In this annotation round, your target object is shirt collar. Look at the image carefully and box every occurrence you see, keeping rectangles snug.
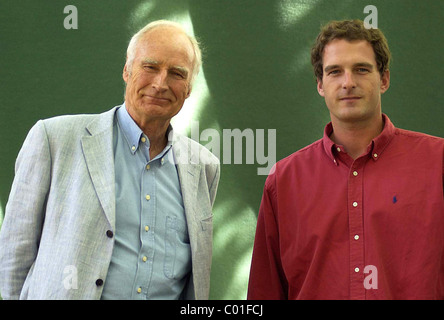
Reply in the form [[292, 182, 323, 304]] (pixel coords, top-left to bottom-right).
[[322, 113, 396, 165], [116, 103, 174, 155]]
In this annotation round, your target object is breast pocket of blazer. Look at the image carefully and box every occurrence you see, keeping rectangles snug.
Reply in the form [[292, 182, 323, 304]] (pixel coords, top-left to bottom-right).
[[200, 215, 213, 233]]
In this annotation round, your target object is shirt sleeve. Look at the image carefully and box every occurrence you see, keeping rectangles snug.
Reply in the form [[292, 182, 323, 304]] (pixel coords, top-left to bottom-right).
[[247, 172, 288, 299]]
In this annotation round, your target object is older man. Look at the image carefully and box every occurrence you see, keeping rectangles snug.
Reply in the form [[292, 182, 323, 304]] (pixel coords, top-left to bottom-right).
[[248, 20, 443, 299], [0, 20, 220, 300]]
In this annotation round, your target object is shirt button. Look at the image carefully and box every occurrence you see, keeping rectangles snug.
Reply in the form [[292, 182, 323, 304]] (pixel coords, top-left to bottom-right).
[[146, 164, 150, 170], [354, 267, 360, 273], [352, 201, 358, 207], [137, 287, 142, 294], [106, 230, 114, 238], [336, 147, 341, 152], [142, 256, 147, 262], [373, 153, 378, 158], [144, 225, 149, 232], [131, 146, 136, 152], [95, 279, 104, 286], [353, 171, 358, 176], [354, 235, 360, 240], [145, 194, 151, 201], [141, 137, 146, 143], [161, 158, 165, 165]]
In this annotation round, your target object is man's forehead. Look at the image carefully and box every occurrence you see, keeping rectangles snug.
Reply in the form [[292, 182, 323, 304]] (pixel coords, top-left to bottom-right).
[[140, 26, 193, 49], [324, 38, 373, 53], [323, 39, 377, 65], [136, 28, 194, 61]]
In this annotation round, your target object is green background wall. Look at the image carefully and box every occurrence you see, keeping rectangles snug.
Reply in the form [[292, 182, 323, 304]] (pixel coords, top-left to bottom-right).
[[0, 0, 442, 299]]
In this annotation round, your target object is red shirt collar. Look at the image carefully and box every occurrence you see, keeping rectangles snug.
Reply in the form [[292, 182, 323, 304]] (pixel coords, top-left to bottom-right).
[[322, 113, 396, 165]]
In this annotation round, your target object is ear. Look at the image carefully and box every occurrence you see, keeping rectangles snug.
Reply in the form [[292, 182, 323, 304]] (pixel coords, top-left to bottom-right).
[[380, 70, 390, 94], [185, 83, 192, 99], [123, 61, 129, 83], [317, 78, 325, 97]]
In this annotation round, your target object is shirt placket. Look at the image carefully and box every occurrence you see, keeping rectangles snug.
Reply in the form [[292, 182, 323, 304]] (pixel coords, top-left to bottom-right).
[[133, 143, 156, 298], [348, 157, 366, 299]]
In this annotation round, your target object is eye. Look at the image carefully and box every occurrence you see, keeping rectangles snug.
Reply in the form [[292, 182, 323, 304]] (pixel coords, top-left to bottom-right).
[[327, 69, 340, 76], [356, 67, 370, 73], [172, 71, 185, 79], [169, 69, 188, 80], [143, 65, 157, 71]]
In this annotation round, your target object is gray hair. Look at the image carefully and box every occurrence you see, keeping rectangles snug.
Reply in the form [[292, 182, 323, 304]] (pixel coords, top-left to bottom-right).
[[126, 20, 202, 86]]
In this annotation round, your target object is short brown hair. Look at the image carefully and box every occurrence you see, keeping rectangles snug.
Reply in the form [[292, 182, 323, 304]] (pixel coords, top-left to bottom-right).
[[311, 19, 391, 81]]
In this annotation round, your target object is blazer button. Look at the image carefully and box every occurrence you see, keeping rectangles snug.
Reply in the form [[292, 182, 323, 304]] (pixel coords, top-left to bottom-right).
[[106, 230, 113, 238], [95, 279, 104, 286]]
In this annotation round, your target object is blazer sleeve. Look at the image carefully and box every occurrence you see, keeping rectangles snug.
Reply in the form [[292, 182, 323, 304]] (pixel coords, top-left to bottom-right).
[[247, 172, 288, 299], [0, 120, 51, 299]]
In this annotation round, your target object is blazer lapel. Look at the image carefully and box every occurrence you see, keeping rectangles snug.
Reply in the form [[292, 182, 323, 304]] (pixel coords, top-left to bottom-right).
[[173, 135, 201, 227], [173, 134, 218, 299], [81, 107, 118, 231]]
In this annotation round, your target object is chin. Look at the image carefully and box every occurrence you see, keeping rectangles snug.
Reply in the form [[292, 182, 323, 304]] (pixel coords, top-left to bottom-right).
[[138, 103, 168, 113], [337, 110, 379, 124]]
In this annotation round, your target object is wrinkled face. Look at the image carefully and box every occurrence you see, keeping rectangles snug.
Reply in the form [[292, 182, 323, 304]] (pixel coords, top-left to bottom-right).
[[317, 39, 390, 125], [123, 26, 195, 125]]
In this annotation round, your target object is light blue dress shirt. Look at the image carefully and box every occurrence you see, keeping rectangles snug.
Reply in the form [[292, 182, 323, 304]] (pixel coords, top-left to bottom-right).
[[101, 104, 191, 299]]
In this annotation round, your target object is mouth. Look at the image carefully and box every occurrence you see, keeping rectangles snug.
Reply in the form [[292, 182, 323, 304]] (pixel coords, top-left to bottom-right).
[[142, 95, 171, 104], [339, 96, 362, 101]]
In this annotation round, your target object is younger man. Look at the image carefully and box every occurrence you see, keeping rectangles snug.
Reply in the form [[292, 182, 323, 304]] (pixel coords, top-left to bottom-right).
[[248, 20, 443, 299]]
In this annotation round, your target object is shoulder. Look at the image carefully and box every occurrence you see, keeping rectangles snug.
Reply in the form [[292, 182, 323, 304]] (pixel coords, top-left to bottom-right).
[[23, 107, 119, 149], [393, 128, 444, 152], [264, 138, 324, 189], [20, 107, 118, 154], [284, 138, 324, 160], [395, 127, 443, 143], [40, 107, 117, 135], [173, 134, 220, 166], [276, 138, 324, 173], [40, 114, 95, 136]]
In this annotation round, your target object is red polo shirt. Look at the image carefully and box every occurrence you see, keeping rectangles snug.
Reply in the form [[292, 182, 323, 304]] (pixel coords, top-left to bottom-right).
[[248, 114, 444, 299]]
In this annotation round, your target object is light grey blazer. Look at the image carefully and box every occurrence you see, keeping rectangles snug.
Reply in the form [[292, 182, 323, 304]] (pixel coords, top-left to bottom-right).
[[0, 106, 220, 300]]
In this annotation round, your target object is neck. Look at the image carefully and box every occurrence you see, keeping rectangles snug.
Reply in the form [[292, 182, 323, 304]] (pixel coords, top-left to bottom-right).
[[126, 107, 170, 159], [330, 114, 384, 160], [143, 121, 169, 160]]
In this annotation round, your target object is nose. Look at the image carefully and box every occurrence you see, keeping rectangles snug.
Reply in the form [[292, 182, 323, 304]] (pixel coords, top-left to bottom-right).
[[342, 71, 357, 89], [151, 70, 168, 92]]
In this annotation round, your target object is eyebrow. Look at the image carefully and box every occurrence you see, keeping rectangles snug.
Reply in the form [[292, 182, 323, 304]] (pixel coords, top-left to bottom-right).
[[324, 62, 374, 73], [141, 59, 189, 77], [141, 58, 160, 66]]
